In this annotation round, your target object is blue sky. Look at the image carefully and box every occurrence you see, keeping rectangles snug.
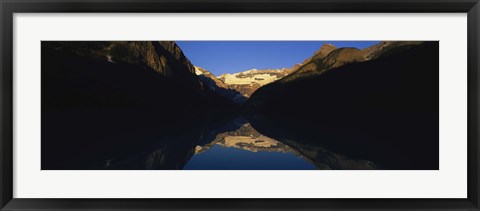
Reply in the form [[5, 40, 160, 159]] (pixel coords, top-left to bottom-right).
[[176, 41, 380, 76]]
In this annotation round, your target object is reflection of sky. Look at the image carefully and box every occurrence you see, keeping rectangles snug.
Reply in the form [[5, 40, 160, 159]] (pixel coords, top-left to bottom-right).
[[183, 145, 316, 170], [177, 41, 380, 75]]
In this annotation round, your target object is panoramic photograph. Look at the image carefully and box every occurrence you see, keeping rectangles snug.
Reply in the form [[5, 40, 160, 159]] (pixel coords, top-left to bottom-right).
[[41, 41, 439, 170]]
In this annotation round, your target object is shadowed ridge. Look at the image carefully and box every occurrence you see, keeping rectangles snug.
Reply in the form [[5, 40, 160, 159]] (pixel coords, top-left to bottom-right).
[[245, 42, 439, 170], [194, 66, 248, 103]]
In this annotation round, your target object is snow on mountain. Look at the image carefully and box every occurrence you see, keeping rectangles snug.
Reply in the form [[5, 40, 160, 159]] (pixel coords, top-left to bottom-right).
[[217, 68, 296, 97]]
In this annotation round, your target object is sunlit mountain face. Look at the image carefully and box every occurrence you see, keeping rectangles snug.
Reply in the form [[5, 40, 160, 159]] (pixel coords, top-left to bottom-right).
[[41, 41, 439, 170]]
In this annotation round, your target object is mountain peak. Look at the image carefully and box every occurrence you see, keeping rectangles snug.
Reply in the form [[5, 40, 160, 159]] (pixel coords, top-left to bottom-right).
[[317, 43, 337, 56], [300, 43, 338, 65], [321, 43, 336, 49]]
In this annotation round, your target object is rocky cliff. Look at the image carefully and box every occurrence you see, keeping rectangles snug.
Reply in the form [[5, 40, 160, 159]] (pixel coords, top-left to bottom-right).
[[248, 41, 424, 106], [42, 41, 241, 169], [246, 42, 439, 169], [42, 41, 234, 115], [194, 66, 247, 103]]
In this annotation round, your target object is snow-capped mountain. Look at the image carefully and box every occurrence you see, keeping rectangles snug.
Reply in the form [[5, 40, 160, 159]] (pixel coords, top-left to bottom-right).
[[194, 66, 247, 103], [217, 66, 299, 97]]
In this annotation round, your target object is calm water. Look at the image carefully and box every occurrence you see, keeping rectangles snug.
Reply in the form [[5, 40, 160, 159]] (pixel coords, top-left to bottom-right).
[[42, 110, 438, 170], [42, 111, 380, 170], [183, 121, 317, 170], [184, 140, 317, 170]]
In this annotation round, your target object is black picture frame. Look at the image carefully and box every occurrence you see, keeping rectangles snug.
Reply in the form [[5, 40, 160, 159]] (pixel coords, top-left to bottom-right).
[[1, 0, 479, 210]]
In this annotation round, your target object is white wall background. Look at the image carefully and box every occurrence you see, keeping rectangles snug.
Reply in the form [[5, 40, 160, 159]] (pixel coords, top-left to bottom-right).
[[13, 13, 467, 198]]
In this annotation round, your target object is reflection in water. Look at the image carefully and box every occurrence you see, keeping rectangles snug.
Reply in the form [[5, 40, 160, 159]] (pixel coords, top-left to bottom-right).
[[128, 116, 377, 170], [185, 121, 375, 170], [41, 110, 377, 170], [185, 145, 316, 170], [195, 120, 292, 154], [185, 121, 317, 170]]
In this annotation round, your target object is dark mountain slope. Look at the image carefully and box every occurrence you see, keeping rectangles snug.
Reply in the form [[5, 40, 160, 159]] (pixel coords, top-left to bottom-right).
[[362, 41, 424, 60], [194, 66, 247, 103], [276, 42, 423, 85], [41, 41, 236, 169], [248, 42, 437, 114], [246, 42, 439, 169], [42, 41, 234, 114]]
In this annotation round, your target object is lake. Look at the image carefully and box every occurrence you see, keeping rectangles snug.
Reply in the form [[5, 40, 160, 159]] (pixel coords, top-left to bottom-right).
[[42, 110, 381, 170]]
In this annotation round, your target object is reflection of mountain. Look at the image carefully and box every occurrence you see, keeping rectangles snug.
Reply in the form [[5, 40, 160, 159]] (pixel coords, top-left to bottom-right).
[[53, 112, 377, 170], [247, 115, 378, 170], [192, 118, 377, 170], [247, 42, 439, 169], [41, 41, 237, 170], [195, 122, 292, 154], [41, 41, 438, 170]]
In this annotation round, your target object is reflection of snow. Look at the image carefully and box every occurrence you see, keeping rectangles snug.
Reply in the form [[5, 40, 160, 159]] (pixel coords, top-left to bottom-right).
[[218, 135, 290, 153]]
